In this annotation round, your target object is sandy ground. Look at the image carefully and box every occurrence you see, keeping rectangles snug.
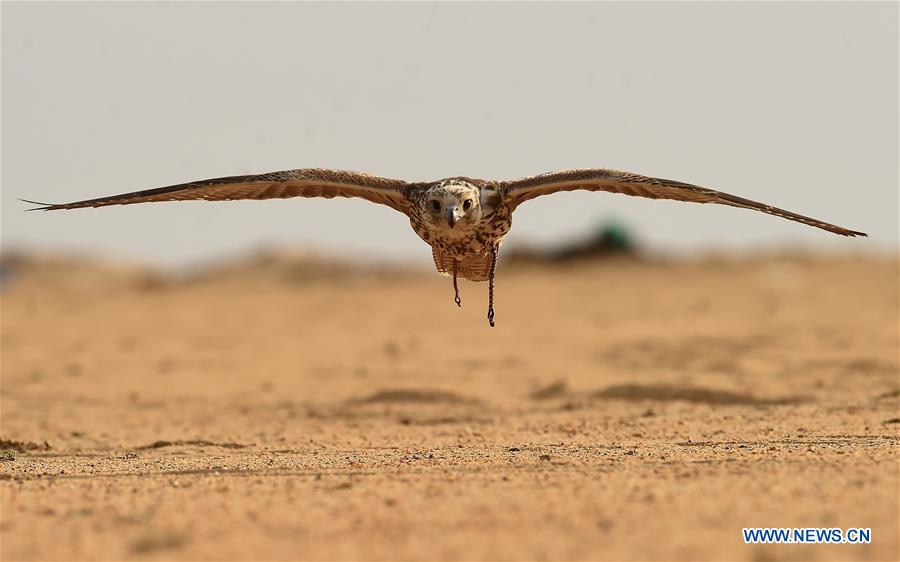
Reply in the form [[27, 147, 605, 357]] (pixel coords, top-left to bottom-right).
[[1, 253, 898, 561]]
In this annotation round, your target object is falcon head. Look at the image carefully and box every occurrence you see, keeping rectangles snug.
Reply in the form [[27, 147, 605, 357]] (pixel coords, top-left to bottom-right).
[[424, 180, 490, 230]]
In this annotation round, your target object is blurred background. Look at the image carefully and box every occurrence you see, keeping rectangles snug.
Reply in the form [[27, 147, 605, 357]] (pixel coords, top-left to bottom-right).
[[2, 2, 896, 268]]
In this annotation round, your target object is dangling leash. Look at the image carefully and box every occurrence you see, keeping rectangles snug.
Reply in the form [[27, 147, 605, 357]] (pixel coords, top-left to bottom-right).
[[487, 244, 498, 327], [451, 249, 498, 327], [452, 260, 462, 307]]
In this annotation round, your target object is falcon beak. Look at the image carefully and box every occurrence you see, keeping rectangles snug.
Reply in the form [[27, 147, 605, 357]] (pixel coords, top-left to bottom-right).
[[445, 207, 458, 228]]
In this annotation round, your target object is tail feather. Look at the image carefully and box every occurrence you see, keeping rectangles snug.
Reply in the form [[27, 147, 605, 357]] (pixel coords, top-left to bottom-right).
[[432, 248, 495, 282]]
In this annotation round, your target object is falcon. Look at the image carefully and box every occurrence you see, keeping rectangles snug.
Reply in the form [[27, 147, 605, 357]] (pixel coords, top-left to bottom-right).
[[23, 168, 866, 326]]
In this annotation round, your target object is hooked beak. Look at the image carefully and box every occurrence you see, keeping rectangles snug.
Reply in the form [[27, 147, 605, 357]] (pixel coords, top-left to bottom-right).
[[445, 207, 458, 228]]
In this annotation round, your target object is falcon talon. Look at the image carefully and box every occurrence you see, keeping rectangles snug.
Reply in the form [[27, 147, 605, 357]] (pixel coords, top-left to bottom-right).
[[23, 167, 866, 325]]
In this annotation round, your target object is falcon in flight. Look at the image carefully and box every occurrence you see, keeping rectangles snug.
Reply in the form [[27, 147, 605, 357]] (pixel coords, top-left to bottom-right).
[[24, 168, 865, 326]]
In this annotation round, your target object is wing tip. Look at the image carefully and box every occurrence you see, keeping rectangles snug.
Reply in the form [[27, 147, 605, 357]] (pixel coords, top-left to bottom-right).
[[19, 198, 58, 211]]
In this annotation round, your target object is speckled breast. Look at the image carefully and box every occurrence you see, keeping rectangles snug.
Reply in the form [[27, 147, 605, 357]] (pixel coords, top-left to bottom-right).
[[410, 204, 512, 259]]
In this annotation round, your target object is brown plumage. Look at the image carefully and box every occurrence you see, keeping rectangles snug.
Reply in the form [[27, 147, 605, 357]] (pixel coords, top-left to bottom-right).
[[23, 167, 866, 325]]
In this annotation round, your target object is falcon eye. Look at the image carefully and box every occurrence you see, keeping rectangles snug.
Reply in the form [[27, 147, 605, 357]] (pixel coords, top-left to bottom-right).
[[430, 200, 441, 212], [463, 199, 473, 210]]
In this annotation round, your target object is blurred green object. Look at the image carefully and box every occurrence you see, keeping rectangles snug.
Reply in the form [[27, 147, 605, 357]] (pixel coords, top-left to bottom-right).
[[591, 220, 635, 253], [504, 218, 639, 264], [550, 219, 638, 261]]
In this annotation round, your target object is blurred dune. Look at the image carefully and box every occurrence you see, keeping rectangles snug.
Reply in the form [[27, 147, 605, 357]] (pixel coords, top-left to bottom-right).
[[0, 250, 170, 293], [0, 247, 419, 294], [2, 230, 887, 293]]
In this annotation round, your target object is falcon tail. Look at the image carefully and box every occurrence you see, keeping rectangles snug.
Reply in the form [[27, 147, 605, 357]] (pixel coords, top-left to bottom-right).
[[432, 249, 495, 282]]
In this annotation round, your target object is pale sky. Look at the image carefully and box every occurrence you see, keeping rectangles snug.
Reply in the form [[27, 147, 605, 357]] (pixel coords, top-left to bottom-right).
[[2, 2, 897, 269]]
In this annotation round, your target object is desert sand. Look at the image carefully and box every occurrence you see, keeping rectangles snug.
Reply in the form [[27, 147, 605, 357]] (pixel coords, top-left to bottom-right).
[[1, 251, 898, 561]]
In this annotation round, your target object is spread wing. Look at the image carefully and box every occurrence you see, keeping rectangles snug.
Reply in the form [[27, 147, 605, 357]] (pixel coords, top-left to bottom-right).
[[23, 168, 414, 214], [503, 169, 866, 237]]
